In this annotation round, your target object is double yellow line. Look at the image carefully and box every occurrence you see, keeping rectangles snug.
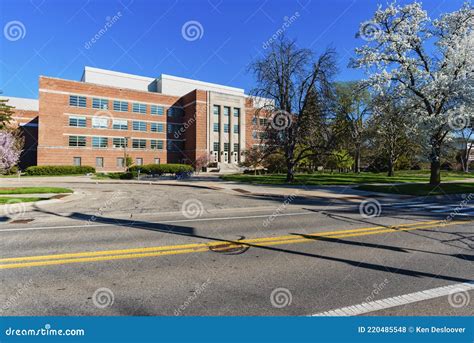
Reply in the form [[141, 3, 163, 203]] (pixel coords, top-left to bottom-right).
[[0, 219, 466, 270]]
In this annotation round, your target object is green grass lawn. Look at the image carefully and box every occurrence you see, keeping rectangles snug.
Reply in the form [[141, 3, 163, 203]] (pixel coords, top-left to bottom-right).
[[356, 183, 474, 196], [221, 170, 474, 186], [0, 187, 73, 195], [0, 197, 44, 204]]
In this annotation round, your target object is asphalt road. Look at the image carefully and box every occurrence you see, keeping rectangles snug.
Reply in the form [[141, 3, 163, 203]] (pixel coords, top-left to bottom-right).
[[0, 180, 472, 316]]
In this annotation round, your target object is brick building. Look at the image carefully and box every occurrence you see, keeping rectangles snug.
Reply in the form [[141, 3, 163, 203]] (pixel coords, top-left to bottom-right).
[[2, 67, 267, 172]]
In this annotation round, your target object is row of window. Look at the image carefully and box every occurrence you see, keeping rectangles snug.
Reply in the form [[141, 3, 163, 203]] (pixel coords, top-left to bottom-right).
[[69, 116, 168, 133], [213, 105, 240, 118], [69, 95, 182, 117], [73, 156, 160, 168], [213, 123, 240, 133], [212, 142, 239, 152], [68, 136, 166, 150]]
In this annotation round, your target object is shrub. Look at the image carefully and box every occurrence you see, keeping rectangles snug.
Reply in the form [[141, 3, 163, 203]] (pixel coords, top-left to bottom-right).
[[25, 165, 96, 176], [128, 164, 193, 176]]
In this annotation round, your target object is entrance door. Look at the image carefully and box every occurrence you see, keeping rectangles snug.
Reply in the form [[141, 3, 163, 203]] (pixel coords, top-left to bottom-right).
[[212, 151, 218, 162], [223, 151, 228, 163]]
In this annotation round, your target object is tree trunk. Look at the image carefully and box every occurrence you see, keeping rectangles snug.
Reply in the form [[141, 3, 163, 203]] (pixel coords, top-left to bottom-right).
[[354, 146, 361, 173], [387, 158, 394, 177], [429, 144, 441, 186], [286, 164, 295, 183]]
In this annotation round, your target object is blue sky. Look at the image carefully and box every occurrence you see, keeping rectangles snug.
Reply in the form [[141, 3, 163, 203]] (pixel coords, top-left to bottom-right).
[[0, 0, 467, 99]]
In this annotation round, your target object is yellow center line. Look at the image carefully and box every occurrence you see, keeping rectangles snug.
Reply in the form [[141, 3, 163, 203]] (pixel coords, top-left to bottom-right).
[[0, 219, 467, 270]]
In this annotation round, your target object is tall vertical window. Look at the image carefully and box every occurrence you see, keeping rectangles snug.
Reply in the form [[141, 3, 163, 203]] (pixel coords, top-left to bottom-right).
[[113, 100, 128, 112], [117, 157, 125, 168], [132, 103, 147, 114], [223, 106, 230, 116], [96, 157, 104, 168], [233, 125, 239, 134], [213, 142, 219, 151], [213, 123, 219, 132], [92, 98, 108, 109], [136, 158, 143, 166], [73, 157, 82, 166], [233, 108, 240, 118], [223, 124, 229, 133], [69, 95, 86, 107], [213, 105, 220, 116], [224, 143, 229, 151], [233, 143, 239, 152]]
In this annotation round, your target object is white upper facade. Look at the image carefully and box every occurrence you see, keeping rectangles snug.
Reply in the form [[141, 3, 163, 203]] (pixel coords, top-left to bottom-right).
[[81, 66, 244, 97], [0, 96, 39, 111]]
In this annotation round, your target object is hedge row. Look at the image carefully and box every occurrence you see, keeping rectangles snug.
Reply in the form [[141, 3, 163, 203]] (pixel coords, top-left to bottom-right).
[[25, 165, 96, 176], [128, 163, 193, 176]]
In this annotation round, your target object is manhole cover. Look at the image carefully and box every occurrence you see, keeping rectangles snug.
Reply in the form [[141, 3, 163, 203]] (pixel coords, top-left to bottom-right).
[[10, 218, 34, 224]]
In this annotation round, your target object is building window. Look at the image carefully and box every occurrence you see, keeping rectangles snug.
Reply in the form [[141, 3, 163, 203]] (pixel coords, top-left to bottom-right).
[[92, 117, 108, 129], [151, 105, 164, 116], [132, 121, 147, 131], [113, 100, 128, 112], [112, 137, 127, 148], [150, 139, 164, 150], [92, 98, 108, 109], [167, 124, 183, 134], [96, 157, 104, 168], [69, 136, 86, 147], [116, 157, 125, 168], [150, 122, 164, 133], [154, 158, 161, 164], [223, 106, 230, 116], [213, 142, 219, 151], [213, 105, 220, 116], [112, 119, 128, 130], [259, 118, 268, 126], [69, 95, 86, 107], [224, 143, 229, 151], [132, 103, 147, 114], [213, 123, 219, 132], [92, 136, 108, 148], [69, 116, 86, 127], [233, 125, 239, 134], [168, 107, 184, 117], [224, 124, 229, 133], [252, 131, 257, 139], [167, 140, 184, 151], [136, 158, 143, 166], [132, 139, 146, 149], [233, 108, 240, 118], [252, 117, 257, 125], [233, 143, 239, 152], [73, 157, 81, 166]]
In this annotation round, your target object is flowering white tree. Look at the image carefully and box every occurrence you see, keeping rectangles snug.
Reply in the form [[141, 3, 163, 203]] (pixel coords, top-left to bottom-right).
[[351, 2, 473, 185], [0, 131, 22, 173]]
